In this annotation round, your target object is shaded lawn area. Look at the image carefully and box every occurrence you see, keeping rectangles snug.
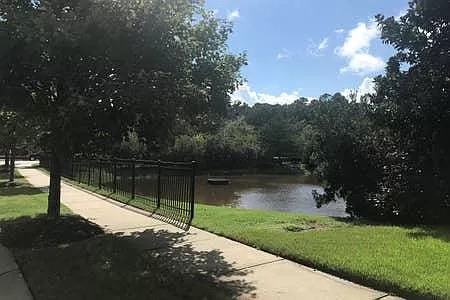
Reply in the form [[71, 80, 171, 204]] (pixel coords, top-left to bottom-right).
[[0, 170, 254, 299], [193, 205, 450, 300]]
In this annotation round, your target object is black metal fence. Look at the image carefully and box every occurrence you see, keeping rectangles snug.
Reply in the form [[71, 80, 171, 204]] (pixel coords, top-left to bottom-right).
[[59, 158, 195, 230]]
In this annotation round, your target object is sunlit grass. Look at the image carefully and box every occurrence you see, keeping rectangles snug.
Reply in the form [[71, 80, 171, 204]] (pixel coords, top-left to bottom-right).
[[0, 171, 71, 220], [193, 204, 450, 299]]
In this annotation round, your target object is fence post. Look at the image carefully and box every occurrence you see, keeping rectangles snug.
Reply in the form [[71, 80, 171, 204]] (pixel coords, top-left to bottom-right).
[[113, 159, 117, 193], [157, 160, 161, 208], [190, 161, 196, 220], [98, 160, 102, 189], [131, 159, 136, 199], [87, 160, 91, 186]]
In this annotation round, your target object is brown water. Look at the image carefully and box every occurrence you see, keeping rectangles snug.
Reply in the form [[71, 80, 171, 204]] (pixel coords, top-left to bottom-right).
[[196, 174, 347, 217]]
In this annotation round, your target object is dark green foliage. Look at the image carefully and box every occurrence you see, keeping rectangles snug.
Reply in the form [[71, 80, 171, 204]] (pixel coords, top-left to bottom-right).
[[0, 0, 244, 155], [204, 118, 262, 168], [290, 95, 387, 220], [370, 0, 450, 223], [244, 103, 297, 157]]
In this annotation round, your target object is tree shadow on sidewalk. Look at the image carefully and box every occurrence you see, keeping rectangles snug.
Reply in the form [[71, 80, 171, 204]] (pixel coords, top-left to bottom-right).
[[1, 215, 256, 300]]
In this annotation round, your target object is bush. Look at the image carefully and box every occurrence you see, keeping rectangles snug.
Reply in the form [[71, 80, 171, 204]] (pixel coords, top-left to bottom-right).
[[170, 134, 207, 162], [169, 118, 263, 169], [204, 118, 262, 168]]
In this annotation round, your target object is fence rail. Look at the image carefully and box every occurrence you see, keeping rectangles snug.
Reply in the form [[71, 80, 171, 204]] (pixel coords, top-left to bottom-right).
[[54, 158, 195, 230]]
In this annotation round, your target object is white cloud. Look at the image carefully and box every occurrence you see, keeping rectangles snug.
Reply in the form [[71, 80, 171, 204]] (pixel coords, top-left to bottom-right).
[[342, 77, 376, 100], [318, 37, 329, 50], [307, 37, 329, 56], [337, 22, 378, 56], [231, 83, 303, 106], [341, 88, 353, 100], [276, 48, 292, 60], [334, 29, 345, 34], [358, 77, 376, 95], [337, 22, 379, 56], [339, 53, 385, 74], [336, 21, 385, 75], [227, 9, 240, 21]]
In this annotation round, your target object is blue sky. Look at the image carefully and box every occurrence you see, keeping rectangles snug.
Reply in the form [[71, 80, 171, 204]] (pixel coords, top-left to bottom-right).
[[204, 0, 409, 105]]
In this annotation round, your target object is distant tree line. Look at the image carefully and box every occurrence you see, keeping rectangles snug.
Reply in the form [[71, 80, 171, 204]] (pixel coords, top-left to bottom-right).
[[0, 110, 40, 183]]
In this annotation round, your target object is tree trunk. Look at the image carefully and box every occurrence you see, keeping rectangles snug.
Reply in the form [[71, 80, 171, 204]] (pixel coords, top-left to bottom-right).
[[8, 145, 15, 183], [4, 149, 10, 169], [47, 151, 61, 219]]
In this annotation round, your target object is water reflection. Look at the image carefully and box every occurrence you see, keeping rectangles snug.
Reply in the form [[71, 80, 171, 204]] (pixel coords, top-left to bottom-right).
[[196, 174, 347, 217]]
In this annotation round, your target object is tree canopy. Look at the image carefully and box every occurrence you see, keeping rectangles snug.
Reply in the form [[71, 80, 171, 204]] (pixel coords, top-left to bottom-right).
[[0, 0, 246, 218]]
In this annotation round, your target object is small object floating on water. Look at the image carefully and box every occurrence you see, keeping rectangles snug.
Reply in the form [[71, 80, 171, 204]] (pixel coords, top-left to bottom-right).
[[207, 178, 230, 185]]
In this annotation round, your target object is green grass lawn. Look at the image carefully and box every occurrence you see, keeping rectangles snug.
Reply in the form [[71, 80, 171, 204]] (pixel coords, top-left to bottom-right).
[[0, 172, 71, 220], [193, 204, 450, 299]]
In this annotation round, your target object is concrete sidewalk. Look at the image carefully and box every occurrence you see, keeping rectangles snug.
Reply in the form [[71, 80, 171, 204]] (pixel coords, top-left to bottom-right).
[[18, 168, 402, 300], [0, 245, 33, 299]]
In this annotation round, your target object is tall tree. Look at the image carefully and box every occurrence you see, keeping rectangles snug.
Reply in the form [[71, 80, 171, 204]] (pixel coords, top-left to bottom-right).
[[0, 0, 245, 218], [372, 0, 450, 222], [303, 0, 449, 223]]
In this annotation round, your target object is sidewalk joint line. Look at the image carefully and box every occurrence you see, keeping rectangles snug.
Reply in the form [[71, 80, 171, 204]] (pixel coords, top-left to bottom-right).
[[0, 268, 18, 278], [225, 258, 285, 275], [373, 294, 390, 300]]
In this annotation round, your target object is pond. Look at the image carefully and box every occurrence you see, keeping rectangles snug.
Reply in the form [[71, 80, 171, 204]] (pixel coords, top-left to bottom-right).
[[195, 174, 347, 217]]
